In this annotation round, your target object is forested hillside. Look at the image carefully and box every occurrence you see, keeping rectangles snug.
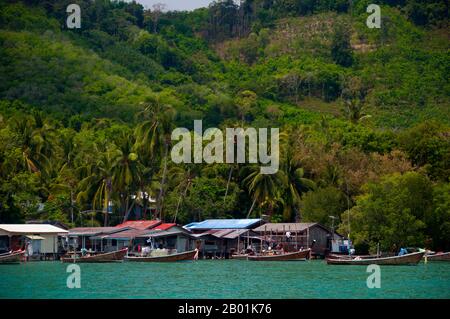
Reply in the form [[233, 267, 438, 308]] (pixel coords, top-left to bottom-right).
[[0, 0, 449, 252]]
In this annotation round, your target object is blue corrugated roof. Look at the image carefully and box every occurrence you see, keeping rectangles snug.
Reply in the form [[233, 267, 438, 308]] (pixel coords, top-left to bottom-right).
[[184, 219, 262, 230]]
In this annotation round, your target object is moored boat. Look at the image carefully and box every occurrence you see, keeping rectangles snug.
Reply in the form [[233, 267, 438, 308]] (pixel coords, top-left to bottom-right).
[[425, 252, 450, 262], [124, 249, 198, 262], [247, 249, 310, 261], [327, 253, 380, 260], [0, 250, 25, 264], [326, 251, 425, 266], [60, 248, 128, 263], [230, 254, 249, 260]]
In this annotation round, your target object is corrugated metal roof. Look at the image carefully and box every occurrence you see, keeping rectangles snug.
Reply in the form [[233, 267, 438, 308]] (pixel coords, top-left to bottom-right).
[[115, 220, 161, 230], [222, 229, 253, 239], [68, 227, 124, 236], [136, 227, 192, 238], [92, 228, 150, 240], [184, 219, 262, 230], [211, 229, 234, 238], [0, 224, 68, 234], [252, 223, 318, 233], [193, 229, 256, 239], [153, 223, 176, 231]]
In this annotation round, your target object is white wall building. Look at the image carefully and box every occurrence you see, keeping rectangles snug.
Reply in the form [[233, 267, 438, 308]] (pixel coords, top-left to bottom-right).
[[0, 224, 68, 256]]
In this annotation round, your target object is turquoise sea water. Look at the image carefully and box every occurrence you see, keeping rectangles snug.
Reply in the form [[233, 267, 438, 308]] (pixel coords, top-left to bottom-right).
[[0, 260, 449, 299]]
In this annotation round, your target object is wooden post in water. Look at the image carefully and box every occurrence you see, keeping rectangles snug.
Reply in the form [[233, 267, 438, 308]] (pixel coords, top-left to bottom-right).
[[264, 225, 267, 253], [307, 226, 310, 249], [247, 230, 249, 252]]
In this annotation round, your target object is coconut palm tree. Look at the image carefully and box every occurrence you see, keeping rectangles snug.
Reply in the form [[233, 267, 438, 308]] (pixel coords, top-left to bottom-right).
[[341, 98, 372, 123], [113, 132, 143, 222], [280, 128, 316, 221], [10, 112, 54, 174], [243, 165, 287, 218], [76, 147, 120, 226], [167, 164, 197, 223], [135, 96, 176, 220], [282, 165, 316, 221]]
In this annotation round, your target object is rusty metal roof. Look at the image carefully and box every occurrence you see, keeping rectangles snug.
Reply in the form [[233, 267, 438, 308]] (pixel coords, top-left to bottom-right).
[[92, 228, 152, 240], [115, 220, 161, 230], [68, 227, 126, 236]]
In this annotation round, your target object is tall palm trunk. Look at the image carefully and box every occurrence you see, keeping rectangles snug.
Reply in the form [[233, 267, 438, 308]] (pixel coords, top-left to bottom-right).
[[174, 179, 191, 223], [223, 167, 233, 203], [142, 191, 149, 220], [156, 141, 169, 220], [294, 206, 300, 223], [246, 197, 257, 219], [123, 200, 135, 222], [104, 178, 111, 227]]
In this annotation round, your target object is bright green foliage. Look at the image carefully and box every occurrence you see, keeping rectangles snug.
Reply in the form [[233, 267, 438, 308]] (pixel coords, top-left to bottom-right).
[[341, 172, 437, 252], [301, 186, 348, 228]]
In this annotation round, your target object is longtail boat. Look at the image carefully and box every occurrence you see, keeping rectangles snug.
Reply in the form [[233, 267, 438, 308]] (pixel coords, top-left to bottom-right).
[[230, 254, 249, 260], [425, 252, 450, 262], [0, 250, 25, 264], [247, 249, 310, 261], [60, 248, 128, 263], [124, 249, 198, 262], [327, 253, 380, 260], [326, 251, 424, 266]]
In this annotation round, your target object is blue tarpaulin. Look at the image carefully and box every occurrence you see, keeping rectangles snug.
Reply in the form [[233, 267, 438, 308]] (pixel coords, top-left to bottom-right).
[[184, 219, 262, 230]]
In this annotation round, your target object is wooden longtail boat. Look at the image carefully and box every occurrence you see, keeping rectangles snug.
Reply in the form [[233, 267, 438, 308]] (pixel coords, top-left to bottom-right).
[[230, 254, 249, 260], [425, 252, 450, 262], [124, 249, 197, 262], [247, 249, 310, 261], [60, 248, 128, 263], [327, 253, 380, 260], [326, 251, 425, 266], [0, 250, 25, 264]]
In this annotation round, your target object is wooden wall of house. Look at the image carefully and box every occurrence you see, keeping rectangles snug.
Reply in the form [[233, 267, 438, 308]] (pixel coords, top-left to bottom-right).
[[308, 226, 330, 255]]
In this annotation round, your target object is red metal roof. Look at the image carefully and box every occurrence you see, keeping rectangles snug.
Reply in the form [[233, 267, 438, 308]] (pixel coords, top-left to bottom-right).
[[115, 220, 161, 230], [153, 223, 176, 231]]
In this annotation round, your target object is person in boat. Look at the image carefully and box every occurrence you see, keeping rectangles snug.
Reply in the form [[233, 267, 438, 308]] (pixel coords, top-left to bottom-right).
[[141, 246, 151, 256], [276, 243, 284, 254], [246, 244, 255, 255], [286, 231, 291, 242], [398, 248, 408, 256]]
